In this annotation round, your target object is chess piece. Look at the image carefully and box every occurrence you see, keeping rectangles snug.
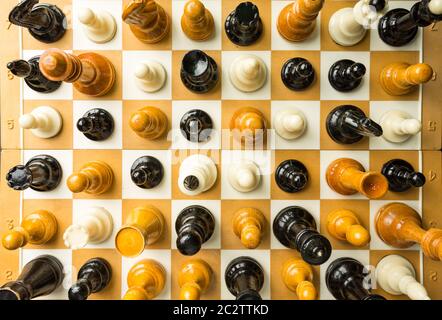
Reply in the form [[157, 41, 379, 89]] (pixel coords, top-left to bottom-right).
[[7, 57, 61, 93], [178, 259, 213, 300], [277, 0, 324, 42], [382, 159, 426, 192], [380, 110, 421, 143], [225, 2, 263, 46], [20, 106, 62, 139], [281, 57, 315, 91], [122, 0, 170, 44], [69, 258, 112, 300], [228, 159, 261, 193], [130, 156, 164, 189], [181, 0, 214, 41], [63, 207, 113, 250], [178, 154, 217, 196], [275, 159, 309, 193], [230, 107, 267, 146], [0, 255, 64, 300], [328, 60, 366, 92], [380, 62, 433, 96], [2, 210, 57, 250], [281, 259, 317, 300], [273, 109, 306, 140], [225, 256, 264, 300], [6, 154, 62, 192], [232, 208, 266, 249], [378, 0, 442, 47], [326, 105, 383, 144], [67, 161, 113, 195], [176, 205, 215, 256], [123, 259, 166, 300], [273, 206, 332, 265], [129, 106, 168, 140], [326, 257, 385, 300], [375, 254, 430, 300], [229, 54, 267, 92], [180, 109, 213, 143], [39, 48, 116, 97], [78, 7, 117, 44], [8, 0, 67, 43], [76, 108, 114, 141], [326, 158, 388, 199], [134, 60, 167, 93], [180, 50, 219, 93], [116, 206, 165, 257], [375, 202, 442, 261], [326, 209, 370, 247], [329, 0, 388, 46]]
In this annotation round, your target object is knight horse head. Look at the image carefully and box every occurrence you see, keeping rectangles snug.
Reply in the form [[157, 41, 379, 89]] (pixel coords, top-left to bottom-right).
[[9, 0, 51, 30], [122, 0, 158, 27]]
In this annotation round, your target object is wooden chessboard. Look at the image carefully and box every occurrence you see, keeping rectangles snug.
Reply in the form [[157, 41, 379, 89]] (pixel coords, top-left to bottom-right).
[[0, 0, 441, 300]]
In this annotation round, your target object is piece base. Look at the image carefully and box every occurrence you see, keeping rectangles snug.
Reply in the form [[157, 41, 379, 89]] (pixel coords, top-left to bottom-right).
[[224, 13, 262, 46], [78, 108, 114, 141], [225, 256, 264, 298], [130, 156, 164, 189], [378, 9, 418, 47], [328, 8, 366, 47], [29, 4, 67, 44], [83, 11, 117, 44], [275, 159, 308, 193], [135, 61, 167, 93], [26, 106, 62, 139], [381, 159, 415, 192], [281, 57, 315, 91], [28, 155, 63, 192], [328, 60, 363, 92], [326, 105, 365, 144]]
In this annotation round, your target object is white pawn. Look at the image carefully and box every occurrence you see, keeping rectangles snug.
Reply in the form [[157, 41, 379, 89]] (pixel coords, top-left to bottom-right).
[[178, 154, 217, 196], [20, 106, 62, 139], [228, 159, 261, 193], [273, 109, 306, 140], [429, 0, 442, 15], [134, 60, 167, 93], [229, 54, 267, 92], [63, 207, 113, 250], [375, 254, 430, 300], [78, 7, 117, 44], [380, 110, 421, 143]]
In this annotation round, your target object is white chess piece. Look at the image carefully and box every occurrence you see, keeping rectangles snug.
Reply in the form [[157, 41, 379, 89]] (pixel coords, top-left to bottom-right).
[[380, 110, 421, 143], [19, 106, 62, 139], [429, 0, 442, 15], [78, 7, 117, 44], [178, 154, 217, 196], [229, 54, 267, 92], [63, 207, 113, 250], [228, 159, 261, 193], [375, 254, 430, 300], [273, 109, 307, 140], [134, 60, 167, 93]]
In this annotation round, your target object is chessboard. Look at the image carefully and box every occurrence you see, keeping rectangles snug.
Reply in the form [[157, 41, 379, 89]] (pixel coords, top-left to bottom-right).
[[0, 0, 441, 300]]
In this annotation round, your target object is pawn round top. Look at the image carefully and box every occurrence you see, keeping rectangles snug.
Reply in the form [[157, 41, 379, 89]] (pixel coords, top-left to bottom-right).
[[39, 49, 74, 81], [230, 107, 267, 143], [281, 57, 315, 91], [184, 0, 205, 19], [68, 281, 90, 300], [407, 63, 434, 84], [67, 173, 88, 193], [2, 230, 26, 250], [429, 0, 442, 15], [129, 106, 169, 140], [19, 114, 37, 129], [180, 109, 213, 143], [78, 8, 96, 25]]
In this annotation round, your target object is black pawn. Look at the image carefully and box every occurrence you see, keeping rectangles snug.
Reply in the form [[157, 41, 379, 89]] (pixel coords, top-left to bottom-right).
[[68, 258, 112, 300], [275, 159, 309, 193], [225, 1, 263, 46], [6, 154, 62, 192], [175, 205, 215, 256], [180, 50, 219, 93], [77, 108, 114, 141], [326, 105, 383, 144], [180, 109, 213, 143], [381, 159, 426, 192], [225, 256, 264, 300], [328, 59, 366, 92], [130, 156, 164, 189], [281, 57, 315, 91], [0, 255, 64, 300], [273, 206, 332, 265], [9, 0, 67, 44], [326, 257, 386, 300]]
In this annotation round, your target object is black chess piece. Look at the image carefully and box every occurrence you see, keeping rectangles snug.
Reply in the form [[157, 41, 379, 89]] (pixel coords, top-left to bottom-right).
[[76, 108, 114, 141], [225, 256, 264, 300], [0, 255, 64, 300], [175, 205, 215, 256], [6, 154, 62, 191], [180, 109, 213, 143], [381, 159, 426, 192], [275, 159, 309, 193], [130, 156, 164, 189], [180, 50, 219, 93], [68, 258, 112, 300], [273, 206, 332, 265], [328, 59, 366, 92], [326, 257, 386, 300], [8, 0, 67, 44], [281, 57, 315, 91], [7, 56, 61, 93], [326, 105, 383, 144], [225, 1, 263, 46]]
